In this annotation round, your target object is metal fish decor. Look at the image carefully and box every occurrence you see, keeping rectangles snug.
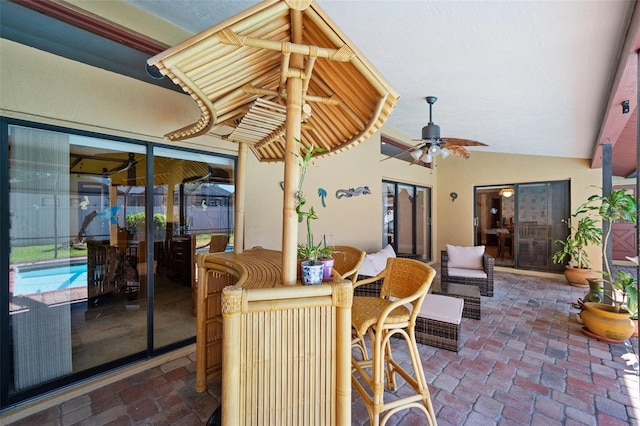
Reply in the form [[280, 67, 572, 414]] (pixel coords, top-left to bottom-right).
[[336, 186, 371, 199], [318, 188, 327, 207]]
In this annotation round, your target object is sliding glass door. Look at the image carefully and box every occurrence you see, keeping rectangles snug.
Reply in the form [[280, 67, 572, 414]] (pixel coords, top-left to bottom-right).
[[515, 181, 569, 272], [382, 180, 432, 260], [3, 120, 235, 406], [475, 180, 569, 273]]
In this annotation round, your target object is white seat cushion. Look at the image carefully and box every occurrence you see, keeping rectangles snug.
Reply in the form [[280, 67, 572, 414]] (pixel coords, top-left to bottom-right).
[[446, 244, 485, 270], [419, 294, 464, 325], [358, 244, 396, 277], [448, 267, 487, 279]]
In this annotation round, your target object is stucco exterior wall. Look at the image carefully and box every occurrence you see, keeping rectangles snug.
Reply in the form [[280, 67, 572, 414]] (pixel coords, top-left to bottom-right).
[[2, 39, 605, 262], [1, 39, 437, 255], [436, 150, 602, 269]]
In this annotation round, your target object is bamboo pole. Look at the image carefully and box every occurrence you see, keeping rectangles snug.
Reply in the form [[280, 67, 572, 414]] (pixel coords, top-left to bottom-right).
[[221, 285, 243, 426], [282, 8, 304, 285], [334, 281, 352, 425], [235, 142, 248, 254], [195, 254, 208, 393]]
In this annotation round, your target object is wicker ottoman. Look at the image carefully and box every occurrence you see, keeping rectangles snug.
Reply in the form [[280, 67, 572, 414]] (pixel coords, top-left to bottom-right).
[[415, 294, 464, 352], [434, 282, 481, 320]]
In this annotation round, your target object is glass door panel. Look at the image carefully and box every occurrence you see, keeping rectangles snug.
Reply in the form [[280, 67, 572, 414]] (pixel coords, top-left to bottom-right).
[[396, 184, 415, 256], [151, 147, 235, 350], [415, 187, 431, 260], [515, 181, 569, 272], [8, 125, 147, 397], [381, 180, 432, 260], [383, 182, 396, 247]]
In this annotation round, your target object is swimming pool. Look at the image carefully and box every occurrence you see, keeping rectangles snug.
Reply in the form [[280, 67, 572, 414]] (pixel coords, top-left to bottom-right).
[[13, 263, 87, 295]]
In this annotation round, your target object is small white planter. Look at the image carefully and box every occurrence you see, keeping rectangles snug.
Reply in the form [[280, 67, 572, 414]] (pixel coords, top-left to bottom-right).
[[301, 261, 324, 285]]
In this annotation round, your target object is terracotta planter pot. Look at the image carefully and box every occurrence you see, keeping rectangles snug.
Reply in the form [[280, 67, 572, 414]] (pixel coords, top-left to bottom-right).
[[580, 302, 635, 341], [563, 266, 597, 287]]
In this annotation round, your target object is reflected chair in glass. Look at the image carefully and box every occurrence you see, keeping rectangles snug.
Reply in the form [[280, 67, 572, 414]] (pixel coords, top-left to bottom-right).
[[351, 257, 437, 426], [195, 234, 229, 253], [330, 245, 366, 284]]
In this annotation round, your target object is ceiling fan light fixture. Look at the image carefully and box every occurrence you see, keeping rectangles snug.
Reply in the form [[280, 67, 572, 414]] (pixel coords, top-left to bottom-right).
[[409, 149, 423, 161], [440, 147, 451, 159], [499, 188, 514, 198], [429, 144, 441, 155], [424, 153, 434, 163]]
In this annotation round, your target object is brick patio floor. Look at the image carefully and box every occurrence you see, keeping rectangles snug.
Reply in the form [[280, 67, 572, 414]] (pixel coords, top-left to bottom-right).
[[4, 268, 639, 425]]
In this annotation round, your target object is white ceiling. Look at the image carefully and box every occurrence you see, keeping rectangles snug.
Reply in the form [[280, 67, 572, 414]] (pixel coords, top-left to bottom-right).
[[125, 0, 634, 160]]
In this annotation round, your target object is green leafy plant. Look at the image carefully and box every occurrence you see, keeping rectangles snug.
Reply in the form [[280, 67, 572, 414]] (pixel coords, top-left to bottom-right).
[[609, 270, 638, 319], [317, 245, 335, 260], [126, 212, 167, 235], [581, 188, 637, 313], [552, 207, 601, 269], [293, 141, 326, 265]]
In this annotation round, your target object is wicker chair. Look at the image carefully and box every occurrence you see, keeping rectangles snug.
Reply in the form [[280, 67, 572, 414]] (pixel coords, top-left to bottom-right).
[[351, 257, 438, 426], [203, 234, 229, 253], [330, 245, 366, 284], [441, 249, 494, 297]]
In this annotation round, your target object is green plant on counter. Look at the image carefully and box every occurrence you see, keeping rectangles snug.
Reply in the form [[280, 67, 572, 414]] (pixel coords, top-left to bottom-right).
[[293, 141, 326, 265]]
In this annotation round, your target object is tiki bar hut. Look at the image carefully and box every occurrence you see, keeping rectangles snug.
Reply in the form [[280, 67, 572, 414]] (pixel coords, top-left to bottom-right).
[[147, 0, 398, 285], [148, 1, 400, 423]]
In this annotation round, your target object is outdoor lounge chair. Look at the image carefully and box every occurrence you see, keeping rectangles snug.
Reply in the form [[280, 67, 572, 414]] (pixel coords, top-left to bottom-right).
[[441, 245, 494, 297]]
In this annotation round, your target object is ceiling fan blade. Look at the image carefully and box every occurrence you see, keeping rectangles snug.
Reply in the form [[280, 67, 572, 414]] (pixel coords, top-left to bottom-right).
[[446, 145, 471, 159], [379, 143, 423, 162], [441, 137, 488, 147]]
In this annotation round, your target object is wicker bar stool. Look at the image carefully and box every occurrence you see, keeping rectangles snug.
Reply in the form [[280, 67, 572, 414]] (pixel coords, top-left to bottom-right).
[[351, 257, 437, 425], [330, 245, 366, 284]]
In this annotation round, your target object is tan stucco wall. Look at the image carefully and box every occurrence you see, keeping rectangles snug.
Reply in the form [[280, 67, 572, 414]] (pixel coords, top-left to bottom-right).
[[436, 150, 603, 269], [1, 39, 603, 262], [241, 126, 438, 253]]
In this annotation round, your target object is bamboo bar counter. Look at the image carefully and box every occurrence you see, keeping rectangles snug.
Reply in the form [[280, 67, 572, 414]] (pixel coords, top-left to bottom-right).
[[196, 248, 353, 425]]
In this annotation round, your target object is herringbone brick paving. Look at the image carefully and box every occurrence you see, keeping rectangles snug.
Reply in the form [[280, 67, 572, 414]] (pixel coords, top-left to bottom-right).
[[5, 269, 639, 425]]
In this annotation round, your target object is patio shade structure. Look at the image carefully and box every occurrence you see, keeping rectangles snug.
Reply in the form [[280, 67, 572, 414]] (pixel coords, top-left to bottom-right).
[[147, 0, 398, 284]]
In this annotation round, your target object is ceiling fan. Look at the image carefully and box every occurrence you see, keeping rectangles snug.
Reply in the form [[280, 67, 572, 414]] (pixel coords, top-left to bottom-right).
[[385, 96, 488, 164]]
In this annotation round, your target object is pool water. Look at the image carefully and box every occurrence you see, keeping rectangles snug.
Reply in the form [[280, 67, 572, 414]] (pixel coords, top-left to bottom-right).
[[14, 263, 87, 295]]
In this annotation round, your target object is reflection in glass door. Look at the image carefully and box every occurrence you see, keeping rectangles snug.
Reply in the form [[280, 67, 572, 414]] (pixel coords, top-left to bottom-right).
[[151, 147, 235, 350], [8, 125, 148, 398], [382, 180, 431, 260], [5, 122, 236, 404]]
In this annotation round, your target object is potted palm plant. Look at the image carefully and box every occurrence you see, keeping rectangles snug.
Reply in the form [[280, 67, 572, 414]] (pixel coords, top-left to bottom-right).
[[294, 142, 327, 284], [578, 188, 638, 341], [552, 205, 601, 287]]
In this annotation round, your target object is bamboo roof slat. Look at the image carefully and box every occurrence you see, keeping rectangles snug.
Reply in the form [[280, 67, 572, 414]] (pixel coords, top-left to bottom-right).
[[147, 0, 397, 162]]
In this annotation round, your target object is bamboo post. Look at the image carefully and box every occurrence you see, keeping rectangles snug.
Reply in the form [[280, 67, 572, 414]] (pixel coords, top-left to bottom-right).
[[282, 9, 305, 285], [333, 280, 353, 425], [195, 254, 208, 393], [235, 142, 248, 254], [221, 285, 243, 426]]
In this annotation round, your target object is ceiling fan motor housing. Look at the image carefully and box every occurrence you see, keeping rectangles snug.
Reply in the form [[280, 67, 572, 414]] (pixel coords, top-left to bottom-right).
[[421, 122, 440, 141]]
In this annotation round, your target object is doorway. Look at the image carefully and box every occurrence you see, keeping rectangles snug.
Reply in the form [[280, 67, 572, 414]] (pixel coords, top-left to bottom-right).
[[612, 184, 637, 260], [475, 181, 570, 273]]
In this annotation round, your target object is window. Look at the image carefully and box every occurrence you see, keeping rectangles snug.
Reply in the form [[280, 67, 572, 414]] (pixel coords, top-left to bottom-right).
[[382, 180, 432, 260], [1, 118, 235, 407]]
